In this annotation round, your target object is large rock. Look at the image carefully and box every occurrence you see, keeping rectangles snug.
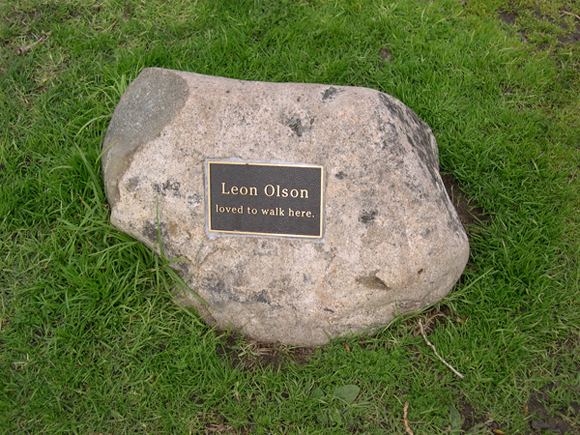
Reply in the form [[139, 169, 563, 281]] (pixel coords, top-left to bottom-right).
[[102, 67, 469, 346]]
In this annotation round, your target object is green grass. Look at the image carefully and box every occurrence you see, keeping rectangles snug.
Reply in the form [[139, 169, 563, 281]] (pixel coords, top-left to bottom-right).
[[1, 0, 579, 433]]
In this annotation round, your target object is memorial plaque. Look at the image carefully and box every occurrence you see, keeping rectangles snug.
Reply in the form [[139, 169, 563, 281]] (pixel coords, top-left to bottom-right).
[[206, 160, 324, 239]]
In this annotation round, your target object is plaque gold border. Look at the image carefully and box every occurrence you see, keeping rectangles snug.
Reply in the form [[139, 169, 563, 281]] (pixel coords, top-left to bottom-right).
[[205, 159, 325, 239]]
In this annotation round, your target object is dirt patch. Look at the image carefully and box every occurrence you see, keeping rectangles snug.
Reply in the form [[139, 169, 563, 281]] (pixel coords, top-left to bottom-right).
[[525, 382, 578, 435], [196, 411, 252, 435], [411, 304, 456, 334], [441, 173, 489, 233], [457, 399, 494, 433], [498, 5, 580, 47], [499, 10, 519, 26], [525, 335, 580, 434], [216, 333, 315, 370], [557, 22, 580, 44], [379, 47, 393, 61]]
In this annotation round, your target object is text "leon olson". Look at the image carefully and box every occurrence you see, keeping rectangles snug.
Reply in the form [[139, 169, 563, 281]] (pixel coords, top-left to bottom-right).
[[221, 183, 309, 199]]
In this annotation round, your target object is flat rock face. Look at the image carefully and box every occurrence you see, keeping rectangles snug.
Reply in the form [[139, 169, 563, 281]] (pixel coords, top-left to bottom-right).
[[102, 67, 469, 346]]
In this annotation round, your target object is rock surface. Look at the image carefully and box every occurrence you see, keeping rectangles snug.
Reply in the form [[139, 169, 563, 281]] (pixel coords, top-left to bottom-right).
[[102, 67, 469, 346]]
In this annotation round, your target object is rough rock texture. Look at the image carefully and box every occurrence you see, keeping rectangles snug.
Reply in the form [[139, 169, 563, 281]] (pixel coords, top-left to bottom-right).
[[102, 67, 469, 346]]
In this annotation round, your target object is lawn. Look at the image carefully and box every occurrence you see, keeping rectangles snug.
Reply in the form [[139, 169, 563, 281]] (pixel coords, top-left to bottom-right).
[[1, 0, 579, 433]]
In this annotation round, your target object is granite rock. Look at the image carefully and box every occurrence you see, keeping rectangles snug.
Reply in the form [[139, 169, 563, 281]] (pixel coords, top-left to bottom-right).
[[102, 67, 469, 346]]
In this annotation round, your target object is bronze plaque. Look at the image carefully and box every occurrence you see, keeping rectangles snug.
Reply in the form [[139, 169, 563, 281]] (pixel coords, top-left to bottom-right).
[[206, 160, 324, 239]]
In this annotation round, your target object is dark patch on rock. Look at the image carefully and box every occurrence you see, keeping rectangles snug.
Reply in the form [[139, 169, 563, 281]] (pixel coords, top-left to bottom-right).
[[268, 276, 291, 290], [446, 214, 463, 235], [288, 119, 303, 136], [255, 291, 270, 304], [254, 240, 279, 257], [377, 92, 405, 120], [174, 260, 190, 277], [406, 131, 438, 175], [396, 300, 421, 311], [321, 86, 341, 102], [143, 220, 168, 243], [201, 274, 240, 303], [282, 113, 312, 137], [125, 176, 140, 192], [335, 171, 347, 179], [356, 274, 390, 290], [102, 68, 188, 207], [382, 135, 406, 156], [165, 179, 180, 191], [405, 106, 422, 125], [406, 131, 447, 225], [153, 179, 181, 196], [185, 192, 202, 208], [359, 210, 378, 224], [323, 307, 335, 313]]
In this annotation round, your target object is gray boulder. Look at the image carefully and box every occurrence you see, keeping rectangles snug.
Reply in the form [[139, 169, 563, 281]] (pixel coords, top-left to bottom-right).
[[102, 67, 469, 346]]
